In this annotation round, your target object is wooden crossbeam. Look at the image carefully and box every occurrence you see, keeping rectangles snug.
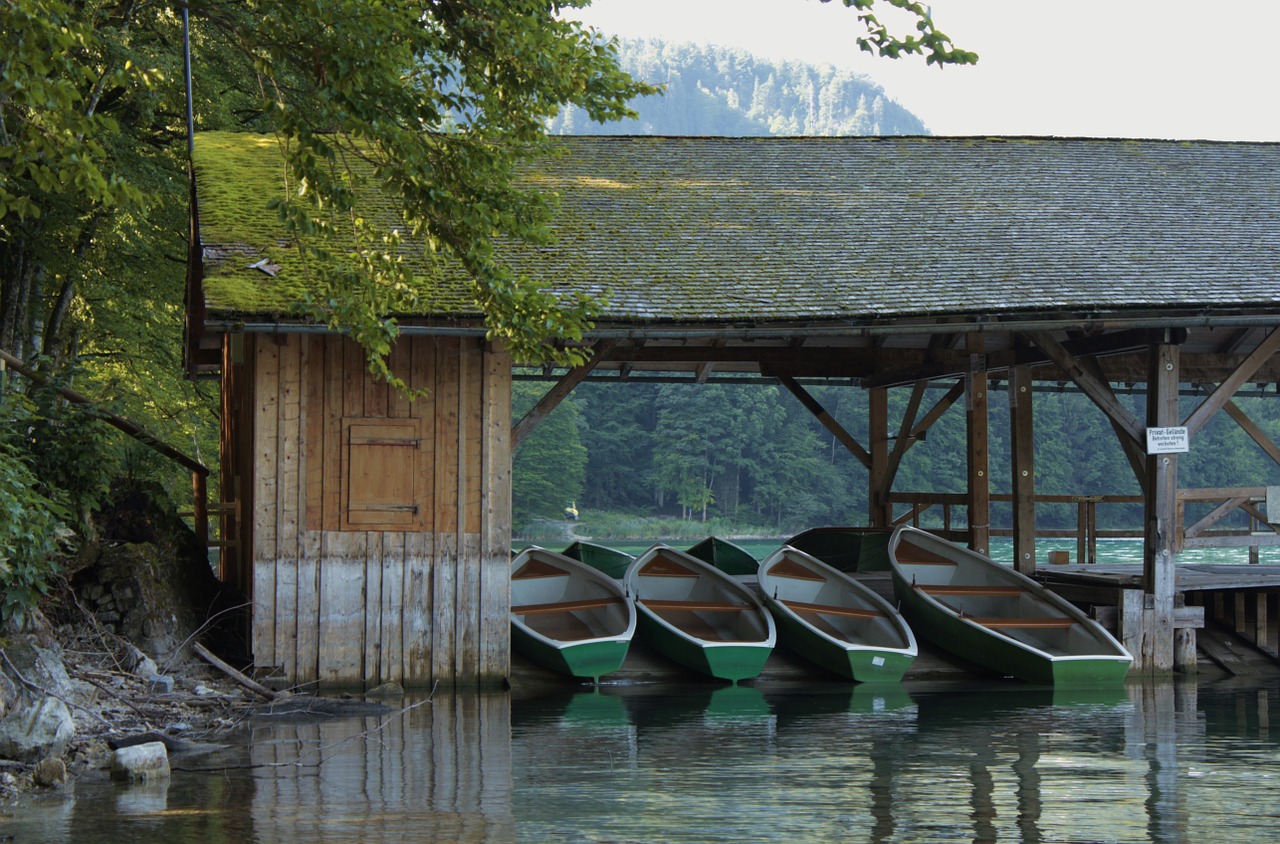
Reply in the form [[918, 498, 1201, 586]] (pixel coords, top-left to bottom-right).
[[782, 600, 883, 619], [972, 617, 1075, 629], [513, 597, 623, 615], [644, 599, 750, 612], [917, 585, 1022, 596]]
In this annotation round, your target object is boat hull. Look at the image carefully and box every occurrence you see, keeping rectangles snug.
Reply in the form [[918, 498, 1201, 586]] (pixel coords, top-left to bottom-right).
[[686, 536, 758, 576], [633, 610, 774, 682], [562, 541, 633, 579], [510, 547, 637, 682], [759, 547, 916, 683], [626, 545, 776, 683], [889, 526, 1132, 686], [510, 630, 633, 683], [785, 527, 894, 572]]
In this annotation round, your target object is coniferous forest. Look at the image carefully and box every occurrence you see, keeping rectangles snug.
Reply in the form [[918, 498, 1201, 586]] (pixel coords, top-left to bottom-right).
[[546, 38, 927, 137], [514, 377, 1280, 535]]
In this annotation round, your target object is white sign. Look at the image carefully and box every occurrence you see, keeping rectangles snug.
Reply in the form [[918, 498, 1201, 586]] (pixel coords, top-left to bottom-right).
[[1146, 426, 1190, 454]]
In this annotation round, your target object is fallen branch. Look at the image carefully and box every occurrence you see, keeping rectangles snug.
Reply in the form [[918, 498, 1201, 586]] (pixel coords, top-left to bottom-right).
[[194, 642, 281, 701]]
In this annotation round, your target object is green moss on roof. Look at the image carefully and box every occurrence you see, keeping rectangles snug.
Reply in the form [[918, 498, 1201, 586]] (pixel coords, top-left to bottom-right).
[[195, 132, 1280, 324]]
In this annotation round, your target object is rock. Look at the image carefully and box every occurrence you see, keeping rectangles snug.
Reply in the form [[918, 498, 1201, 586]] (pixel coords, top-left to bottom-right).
[[33, 756, 68, 787], [147, 675, 175, 694], [110, 741, 170, 783], [0, 698, 75, 763], [366, 681, 405, 697], [1, 638, 76, 706]]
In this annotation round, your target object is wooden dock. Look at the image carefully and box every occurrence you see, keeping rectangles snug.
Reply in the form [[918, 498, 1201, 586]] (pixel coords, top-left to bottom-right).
[[1037, 563, 1280, 672]]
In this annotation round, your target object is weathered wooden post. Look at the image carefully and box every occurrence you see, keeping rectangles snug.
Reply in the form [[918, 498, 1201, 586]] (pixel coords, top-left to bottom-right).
[[1009, 364, 1036, 574], [1143, 339, 1180, 672], [966, 334, 990, 555]]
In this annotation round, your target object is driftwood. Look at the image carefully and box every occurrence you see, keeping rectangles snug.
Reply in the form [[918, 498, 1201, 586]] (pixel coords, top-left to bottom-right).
[[194, 642, 282, 701]]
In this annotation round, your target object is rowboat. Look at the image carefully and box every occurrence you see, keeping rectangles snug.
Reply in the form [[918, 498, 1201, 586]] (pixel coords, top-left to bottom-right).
[[784, 526, 894, 572], [888, 525, 1132, 685], [562, 540, 634, 580], [757, 546, 916, 682], [624, 544, 776, 683], [686, 536, 758, 576], [510, 547, 637, 683]]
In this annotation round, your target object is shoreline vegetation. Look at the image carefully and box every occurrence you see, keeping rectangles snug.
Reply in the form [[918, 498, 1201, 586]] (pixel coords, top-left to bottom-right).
[[513, 512, 793, 545]]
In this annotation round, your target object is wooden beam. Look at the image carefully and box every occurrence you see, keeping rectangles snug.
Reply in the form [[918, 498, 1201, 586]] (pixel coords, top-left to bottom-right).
[[1010, 364, 1036, 574], [510, 341, 616, 449], [775, 375, 871, 468], [1080, 353, 1149, 495], [1182, 328, 1280, 435], [1144, 341, 1179, 672], [967, 334, 991, 555], [881, 381, 928, 503], [1207, 391, 1280, 469], [1024, 331, 1146, 445], [869, 387, 890, 527]]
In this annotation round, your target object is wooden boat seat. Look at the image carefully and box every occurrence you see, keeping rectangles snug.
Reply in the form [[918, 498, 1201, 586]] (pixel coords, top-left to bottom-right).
[[643, 599, 751, 612], [512, 558, 568, 580], [768, 558, 826, 581], [639, 556, 701, 577], [512, 596, 624, 615], [917, 585, 1023, 596], [973, 617, 1076, 629], [782, 599, 883, 619]]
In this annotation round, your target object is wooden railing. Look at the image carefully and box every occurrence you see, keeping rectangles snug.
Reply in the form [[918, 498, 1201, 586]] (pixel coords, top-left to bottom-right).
[[888, 488, 1280, 563]]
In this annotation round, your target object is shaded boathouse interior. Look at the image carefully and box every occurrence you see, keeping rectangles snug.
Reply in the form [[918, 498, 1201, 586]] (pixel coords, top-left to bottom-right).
[[188, 134, 1280, 687]]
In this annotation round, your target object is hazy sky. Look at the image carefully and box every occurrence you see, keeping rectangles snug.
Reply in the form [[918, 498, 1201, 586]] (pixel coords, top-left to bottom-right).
[[569, 0, 1280, 141]]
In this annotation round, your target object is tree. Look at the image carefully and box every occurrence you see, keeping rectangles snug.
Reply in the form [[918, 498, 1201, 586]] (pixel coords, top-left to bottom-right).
[[512, 381, 587, 524]]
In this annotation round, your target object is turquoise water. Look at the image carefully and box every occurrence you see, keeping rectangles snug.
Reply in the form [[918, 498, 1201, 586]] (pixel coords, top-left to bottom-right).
[[592, 536, 1280, 566], [10, 679, 1280, 842]]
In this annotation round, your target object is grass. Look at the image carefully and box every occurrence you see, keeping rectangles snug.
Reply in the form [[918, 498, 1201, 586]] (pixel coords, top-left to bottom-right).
[[512, 510, 790, 543]]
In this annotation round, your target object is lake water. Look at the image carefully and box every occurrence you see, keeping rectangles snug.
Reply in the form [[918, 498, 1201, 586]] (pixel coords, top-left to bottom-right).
[[601, 536, 1280, 567], [9, 677, 1280, 843]]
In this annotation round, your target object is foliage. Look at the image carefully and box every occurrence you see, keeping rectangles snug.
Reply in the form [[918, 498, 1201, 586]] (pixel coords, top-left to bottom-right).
[[820, 0, 978, 66], [517, 378, 1280, 534], [0, 434, 72, 627], [548, 39, 928, 136], [512, 381, 587, 524]]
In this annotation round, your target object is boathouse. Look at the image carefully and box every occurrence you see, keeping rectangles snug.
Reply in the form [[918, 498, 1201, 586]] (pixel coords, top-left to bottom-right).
[[187, 134, 1280, 687]]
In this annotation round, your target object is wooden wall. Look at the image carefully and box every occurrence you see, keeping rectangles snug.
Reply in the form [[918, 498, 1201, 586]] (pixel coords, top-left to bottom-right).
[[222, 332, 512, 689]]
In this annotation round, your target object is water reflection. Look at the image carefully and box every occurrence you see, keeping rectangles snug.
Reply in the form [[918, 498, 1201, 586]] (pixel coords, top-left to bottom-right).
[[9, 678, 1280, 843]]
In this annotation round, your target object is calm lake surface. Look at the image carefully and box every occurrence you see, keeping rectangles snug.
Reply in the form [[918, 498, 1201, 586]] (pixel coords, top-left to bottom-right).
[[9, 677, 1280, 843]]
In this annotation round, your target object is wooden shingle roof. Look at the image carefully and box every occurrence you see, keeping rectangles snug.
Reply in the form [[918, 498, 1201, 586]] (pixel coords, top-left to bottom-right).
[[194, 133, 1280, 327]]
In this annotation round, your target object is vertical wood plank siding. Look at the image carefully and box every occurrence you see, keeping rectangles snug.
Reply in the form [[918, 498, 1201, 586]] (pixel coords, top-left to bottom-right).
[[240, 333, 512, 688]]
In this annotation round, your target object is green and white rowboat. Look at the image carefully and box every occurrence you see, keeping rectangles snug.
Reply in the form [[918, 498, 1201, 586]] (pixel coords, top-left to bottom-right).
[[686, 535, 759, 576], [562, 540, 634, 580], [758, 546, 917, 683], [625, 544, 776, 683], [510, 546, 637, 683], [889, 525, 1132, 686], [785, 526, 894, 572]]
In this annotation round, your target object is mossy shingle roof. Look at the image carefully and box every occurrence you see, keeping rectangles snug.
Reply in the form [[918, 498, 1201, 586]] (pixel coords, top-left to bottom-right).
[[195, 133, 1280, 325]]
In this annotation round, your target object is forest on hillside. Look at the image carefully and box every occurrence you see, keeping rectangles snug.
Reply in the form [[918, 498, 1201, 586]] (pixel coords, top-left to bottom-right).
[[513, 377, 1280, 536], [546, 38, 928, 137]]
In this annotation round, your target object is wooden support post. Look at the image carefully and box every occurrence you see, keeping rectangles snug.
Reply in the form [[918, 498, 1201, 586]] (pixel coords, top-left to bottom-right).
[[1143, 340, 1179, 672], [966, 335, 990, 555], [869, 387, 890, 527], [1119, 588, 1148, 667], [1009, 365, 1036, 574]]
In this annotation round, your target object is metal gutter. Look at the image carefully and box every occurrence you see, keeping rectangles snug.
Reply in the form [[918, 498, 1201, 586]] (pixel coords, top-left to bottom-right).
[[203, 311, 1280, 340]]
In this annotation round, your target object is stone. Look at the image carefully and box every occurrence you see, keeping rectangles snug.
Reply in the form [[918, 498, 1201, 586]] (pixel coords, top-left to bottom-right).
[[0, 698, 75, 763], [146, 675, 175, 694], [366, 681, 405, 697], [110, 742, 170, 783], [33, 757, 68, 787]]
